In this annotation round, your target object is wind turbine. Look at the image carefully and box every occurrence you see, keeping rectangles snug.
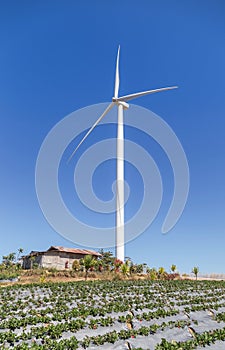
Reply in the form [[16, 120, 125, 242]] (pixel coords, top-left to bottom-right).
[[70, 46, 177, 262]]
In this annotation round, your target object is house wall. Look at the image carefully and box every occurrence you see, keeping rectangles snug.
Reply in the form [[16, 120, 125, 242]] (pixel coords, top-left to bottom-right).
[[38, 251, 86, 270], [41, 252, 86, 269], [22, 255, 42, 269]]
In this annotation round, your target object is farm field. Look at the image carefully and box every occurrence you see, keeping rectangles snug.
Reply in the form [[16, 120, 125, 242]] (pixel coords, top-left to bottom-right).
[[1, 280, 225, 349]]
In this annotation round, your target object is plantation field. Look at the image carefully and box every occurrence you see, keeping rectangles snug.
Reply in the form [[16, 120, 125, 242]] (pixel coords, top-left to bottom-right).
[[1, 280, 225, 349]]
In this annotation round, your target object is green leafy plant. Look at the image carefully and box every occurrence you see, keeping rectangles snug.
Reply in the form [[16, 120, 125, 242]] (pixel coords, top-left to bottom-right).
[[80, 255, 96, 280]]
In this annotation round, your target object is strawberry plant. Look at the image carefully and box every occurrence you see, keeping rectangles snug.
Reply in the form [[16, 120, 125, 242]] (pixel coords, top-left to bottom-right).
[[1, 279, 225, 348]]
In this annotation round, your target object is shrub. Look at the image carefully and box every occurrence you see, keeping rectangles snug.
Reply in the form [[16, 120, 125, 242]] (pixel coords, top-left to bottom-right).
[[164, 273, 180, 280], [72, 260, 80, 272]]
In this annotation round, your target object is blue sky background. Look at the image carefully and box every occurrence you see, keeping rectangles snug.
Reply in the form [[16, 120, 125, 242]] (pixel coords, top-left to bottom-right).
[[0, 0, 225, 274]]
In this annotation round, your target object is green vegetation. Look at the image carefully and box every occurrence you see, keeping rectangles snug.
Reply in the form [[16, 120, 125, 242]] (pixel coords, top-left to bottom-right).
[[0, 279, 225, 348], [192, 266, 199, 280], [0, 248, 23, 281], [0, 272, 19, 281], [170, 264, 177, 273], [79, 254, 96, 280], [1, 248, 224, 348], [72, 259, 80, 271]]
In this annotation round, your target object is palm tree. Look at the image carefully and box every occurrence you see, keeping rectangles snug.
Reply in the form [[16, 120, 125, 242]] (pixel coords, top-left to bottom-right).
[[170, 264, 177, 274], [158, 267, 165, 279], [80, 255, 96, 280], [148, 268, 157, 280], [121, 261, 130, 277], [192, 266, 199, 280], [17, 248, 24, 262]]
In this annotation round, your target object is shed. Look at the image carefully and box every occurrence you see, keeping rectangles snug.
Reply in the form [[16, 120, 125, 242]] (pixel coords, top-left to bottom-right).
[[22, 246, 101, 270]]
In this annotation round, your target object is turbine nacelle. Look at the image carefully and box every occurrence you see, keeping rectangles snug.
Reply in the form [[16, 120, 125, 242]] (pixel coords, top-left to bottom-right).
[[113, 100, 129, 110]]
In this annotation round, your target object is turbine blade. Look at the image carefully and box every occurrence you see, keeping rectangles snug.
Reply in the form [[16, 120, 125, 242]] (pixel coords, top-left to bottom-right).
[[117, 86, 178, 102], [68, 102, 115, 162], [114, 46, 120, 98]]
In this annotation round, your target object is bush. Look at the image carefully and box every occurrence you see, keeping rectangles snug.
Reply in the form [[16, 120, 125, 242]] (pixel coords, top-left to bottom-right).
[[164, 273, 180, 280], [72, 260, 80, 271]]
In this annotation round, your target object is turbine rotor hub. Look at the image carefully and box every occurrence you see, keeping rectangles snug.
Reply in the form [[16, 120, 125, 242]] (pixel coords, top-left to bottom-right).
[[112, 97, 129, 109]]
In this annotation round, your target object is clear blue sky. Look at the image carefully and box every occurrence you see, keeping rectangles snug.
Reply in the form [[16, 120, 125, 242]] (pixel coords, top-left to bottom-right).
[[0, 1, 225, 274]]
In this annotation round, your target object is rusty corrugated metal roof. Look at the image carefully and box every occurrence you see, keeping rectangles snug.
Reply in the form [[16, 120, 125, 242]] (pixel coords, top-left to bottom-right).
[[47, 246, 101, 256], [22, 246, 102, 258]]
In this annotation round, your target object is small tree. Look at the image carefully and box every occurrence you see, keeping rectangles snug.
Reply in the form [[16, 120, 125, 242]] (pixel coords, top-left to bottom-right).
[[192, 266, 199, 280], [148, 268, 157, 280], [98, 249, 115, 271], [137, 264, 144, 273], [158, 267, 165, 279], [80, 255, 96, 280], [2, 252, 16, 267], [129, 261, 136, 275], [170, 264, 177, 274], [17, 248, 24, 262]]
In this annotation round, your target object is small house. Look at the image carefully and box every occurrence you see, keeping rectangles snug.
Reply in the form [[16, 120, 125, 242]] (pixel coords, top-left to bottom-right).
[[22, 246, 101, 270]]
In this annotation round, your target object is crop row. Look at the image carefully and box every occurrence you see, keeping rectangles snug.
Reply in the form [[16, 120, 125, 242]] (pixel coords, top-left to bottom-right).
[[1, 282, 225, 320], [0, 307, 181, 331], [2, 324, 225, 349], [156, 326, 225, 349], [1, 318, 191, 349]]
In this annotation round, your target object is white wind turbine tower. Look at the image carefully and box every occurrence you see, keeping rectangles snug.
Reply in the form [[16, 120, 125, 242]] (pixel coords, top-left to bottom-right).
[[70, 46, 177, 262]]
